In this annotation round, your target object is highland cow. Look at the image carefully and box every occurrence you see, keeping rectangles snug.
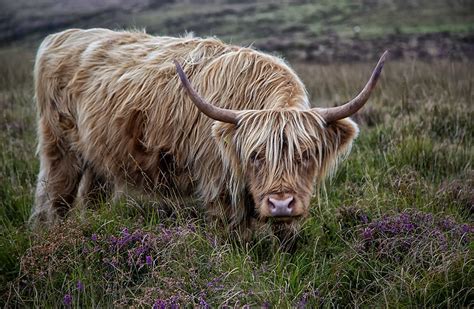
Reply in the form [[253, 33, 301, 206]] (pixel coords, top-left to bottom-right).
[[31, 28, 387, 240]]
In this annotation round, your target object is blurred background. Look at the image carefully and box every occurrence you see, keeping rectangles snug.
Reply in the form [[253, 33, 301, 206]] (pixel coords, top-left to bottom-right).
[[1, 0, 473, 62]]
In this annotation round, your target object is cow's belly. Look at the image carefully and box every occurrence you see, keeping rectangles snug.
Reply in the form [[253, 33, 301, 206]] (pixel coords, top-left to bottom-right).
[[74, 114, 195, 198]]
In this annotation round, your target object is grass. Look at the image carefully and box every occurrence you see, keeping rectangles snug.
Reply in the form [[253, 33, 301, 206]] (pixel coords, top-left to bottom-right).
[[0, 39, 472, 307]]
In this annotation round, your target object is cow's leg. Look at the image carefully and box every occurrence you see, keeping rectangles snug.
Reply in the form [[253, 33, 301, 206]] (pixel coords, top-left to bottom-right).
[[30, 120, 82, 227], [76, 166, 110, 209]]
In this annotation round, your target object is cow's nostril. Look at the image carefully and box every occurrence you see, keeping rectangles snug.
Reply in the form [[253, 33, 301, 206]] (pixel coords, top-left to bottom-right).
[[267, 195, 295, 217], [288, 198, 295, 209]]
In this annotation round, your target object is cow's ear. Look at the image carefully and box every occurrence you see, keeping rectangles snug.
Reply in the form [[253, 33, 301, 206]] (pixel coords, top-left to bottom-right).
[[325, 117, 359, 157], [319, 117, 359, 179]]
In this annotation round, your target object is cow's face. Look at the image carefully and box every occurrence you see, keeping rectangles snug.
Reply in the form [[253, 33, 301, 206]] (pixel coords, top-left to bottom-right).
[[213, 110, 358, 224], [174, 51, 385, 227]]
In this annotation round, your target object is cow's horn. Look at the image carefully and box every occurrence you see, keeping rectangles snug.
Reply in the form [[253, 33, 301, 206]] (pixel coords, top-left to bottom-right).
[[314, 50, 388, 123], [174, 60, 239, 125]]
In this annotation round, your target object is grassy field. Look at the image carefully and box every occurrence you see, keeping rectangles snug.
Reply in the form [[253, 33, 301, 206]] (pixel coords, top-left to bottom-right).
[[1, 0, 473, 307], [0, 47, 472, 307]]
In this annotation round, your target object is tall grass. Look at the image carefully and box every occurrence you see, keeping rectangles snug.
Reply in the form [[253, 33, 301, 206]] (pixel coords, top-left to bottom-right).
[[0, 46, 472, 307]]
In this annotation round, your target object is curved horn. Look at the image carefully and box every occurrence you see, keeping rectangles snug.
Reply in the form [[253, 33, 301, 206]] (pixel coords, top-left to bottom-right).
[[315, 50, 389, 123], [174, 60, 239, 125]]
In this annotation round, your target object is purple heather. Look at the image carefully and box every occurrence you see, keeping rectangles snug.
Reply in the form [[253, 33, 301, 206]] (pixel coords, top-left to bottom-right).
[[63, 294, 72, 306]]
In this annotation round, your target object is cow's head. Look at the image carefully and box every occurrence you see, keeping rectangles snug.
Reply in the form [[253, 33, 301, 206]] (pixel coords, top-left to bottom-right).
[[174, 51, 387, 226]]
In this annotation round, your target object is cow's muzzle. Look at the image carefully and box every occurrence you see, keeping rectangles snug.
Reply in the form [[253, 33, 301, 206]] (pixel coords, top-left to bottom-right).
[[266, 193, 301, 218]]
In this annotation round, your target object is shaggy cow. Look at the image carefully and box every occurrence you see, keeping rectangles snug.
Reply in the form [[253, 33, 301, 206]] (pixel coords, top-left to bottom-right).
[[31, 28, 386, 239]]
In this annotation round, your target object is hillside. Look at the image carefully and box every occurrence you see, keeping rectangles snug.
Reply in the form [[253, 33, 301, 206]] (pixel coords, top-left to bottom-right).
[[1, 0, 473, 61]]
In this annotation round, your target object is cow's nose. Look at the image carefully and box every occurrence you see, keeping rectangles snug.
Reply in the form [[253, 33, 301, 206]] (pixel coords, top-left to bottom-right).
[[268, 195, 294, 217]]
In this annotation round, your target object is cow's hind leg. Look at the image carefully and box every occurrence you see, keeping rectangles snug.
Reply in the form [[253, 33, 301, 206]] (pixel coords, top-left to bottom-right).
[[30, 120, 82, 227]]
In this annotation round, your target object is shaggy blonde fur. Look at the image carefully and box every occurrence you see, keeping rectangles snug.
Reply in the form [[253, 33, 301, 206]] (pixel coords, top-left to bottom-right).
[[31, 28, 358, 235]]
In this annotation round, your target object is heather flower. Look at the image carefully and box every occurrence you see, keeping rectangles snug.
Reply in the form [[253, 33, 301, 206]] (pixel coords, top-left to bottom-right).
[[206, 275, 223, 290], [358, 210, 473, 263], [362, 227, 373, 240], [63, 294, 72, 306], [121, 227, 129, 236], [297, 293, 308, 308], [360, 213, 369, 224], [153, 299, 167, 309], [169, 296, 179, 309], [199, 294, 210, 308], [76, 280, 84, 292], [296, 289, 320, 308]]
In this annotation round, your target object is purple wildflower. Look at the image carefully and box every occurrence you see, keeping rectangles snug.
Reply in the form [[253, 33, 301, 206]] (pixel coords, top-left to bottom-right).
[[134, 246, 146, 256], [169, 296, 179, 309], [153, 299, 167, 309], [199, 294, 210, 309], [297, 293, 308, 308], [207, 275, 223, 289], [404, 223, 415, 232], [146, 255, 153, 266], [76, 280, 84, 292], [262, 301, 271, 308], [121, 227, 129, 236], [461, 224, 470, 234], [362, 227, 373, 240], [63, 294, 72, 306], [91, 233, 98, 242], [359, 210, 473, 262]]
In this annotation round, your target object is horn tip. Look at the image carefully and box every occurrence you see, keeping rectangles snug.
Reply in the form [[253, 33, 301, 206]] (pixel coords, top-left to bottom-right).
[[373, 50, 389, 80], [380, 50, 389, 63]]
